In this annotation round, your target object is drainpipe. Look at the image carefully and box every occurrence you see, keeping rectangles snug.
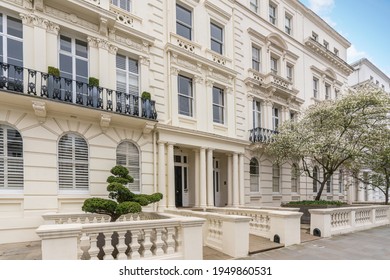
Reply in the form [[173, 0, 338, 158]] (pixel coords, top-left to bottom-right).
[[153, 128, 157, 211]]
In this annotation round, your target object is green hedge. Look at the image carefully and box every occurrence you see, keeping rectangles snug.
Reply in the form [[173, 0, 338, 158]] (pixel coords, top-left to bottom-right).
[[283, 200, 347, 207]]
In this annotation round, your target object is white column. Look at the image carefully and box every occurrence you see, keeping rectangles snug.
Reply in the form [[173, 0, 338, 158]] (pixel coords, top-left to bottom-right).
[[158, 141, 166, 210], [194, 149, 200, 207], [199, 148, 207, 207], [167, 143, 175, 209], [207, 149, 214, 207], [170, 64, 180, 127], [227, 154, 233, 206], [265, 100, 273, 130], [45, 23, 60, 69], [239, 153, 245, 206], [233, 153, 239, 207]]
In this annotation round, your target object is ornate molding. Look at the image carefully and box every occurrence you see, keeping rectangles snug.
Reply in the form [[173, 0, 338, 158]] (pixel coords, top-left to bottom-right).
[[32, 101, 46, 123], [19, 13, 60, 34], [44, 6, 99, 32], [170, 67, 180, 76], [100, 114, 111, 131], [87, 36, 118, 54], [139, 56, 150, 66]]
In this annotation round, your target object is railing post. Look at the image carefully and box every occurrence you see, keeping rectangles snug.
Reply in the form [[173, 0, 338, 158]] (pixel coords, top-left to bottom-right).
[[309, 209, 332, 238], [222, 216, 250, 258], [179, 217, 205, 260], [350, 209, 356, 228], [36, 224, 82, 260], [269, 211, 302, 246]]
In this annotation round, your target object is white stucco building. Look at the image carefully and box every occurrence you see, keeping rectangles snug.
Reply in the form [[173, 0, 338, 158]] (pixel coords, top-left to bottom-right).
[[347, 58, 390, 203], [349, 58, 390, 93], [0, 0, 354, 244]]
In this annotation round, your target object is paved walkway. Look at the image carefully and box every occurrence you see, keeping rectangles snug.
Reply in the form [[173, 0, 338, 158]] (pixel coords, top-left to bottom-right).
[[242, 225, 390, 260]]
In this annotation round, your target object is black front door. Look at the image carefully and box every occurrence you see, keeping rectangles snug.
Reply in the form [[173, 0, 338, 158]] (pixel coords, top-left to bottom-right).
[[175, 165, 183, 207]]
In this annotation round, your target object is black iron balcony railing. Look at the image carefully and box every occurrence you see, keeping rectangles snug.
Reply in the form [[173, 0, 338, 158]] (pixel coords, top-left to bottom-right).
[[0, 62, 157, 120], [249, 127, 278, 143]]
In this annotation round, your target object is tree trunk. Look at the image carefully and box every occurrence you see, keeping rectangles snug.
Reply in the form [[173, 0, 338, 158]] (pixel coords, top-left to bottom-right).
[[315, 181, 327, 201]]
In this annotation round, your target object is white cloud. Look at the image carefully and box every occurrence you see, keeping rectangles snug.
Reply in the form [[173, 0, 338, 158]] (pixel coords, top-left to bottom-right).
[[347, 45, 366, 63], [308, 0, 335, 14]]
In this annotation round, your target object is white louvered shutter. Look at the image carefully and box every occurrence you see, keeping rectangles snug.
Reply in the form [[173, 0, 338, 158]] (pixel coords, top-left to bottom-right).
[[59, 134, 89, 190], [0, 126, 23, 188], [116, 141, 140, 192]]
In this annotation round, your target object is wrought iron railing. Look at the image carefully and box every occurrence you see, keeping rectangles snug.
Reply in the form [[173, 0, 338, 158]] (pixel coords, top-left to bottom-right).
[[249, 127, 278, 143], [0, 62, 157, 120]]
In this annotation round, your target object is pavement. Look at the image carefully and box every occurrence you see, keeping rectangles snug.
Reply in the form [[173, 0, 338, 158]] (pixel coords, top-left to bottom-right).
[[242, 224, 390, 260], [1, 225, 390, 260]]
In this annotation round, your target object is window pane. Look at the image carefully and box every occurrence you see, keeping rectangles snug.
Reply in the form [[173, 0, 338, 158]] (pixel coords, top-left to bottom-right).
[[179, 95, 192, 116], [60, 36, 72, 52], [178, 76, 192, 97], [7, 16, 22, 38], [7, 39, 23, 66], [116, 71, 126, 92], [211, 23, 222, 41], [59, 54, 72, 78], [76, 59, 88, 82], [176, 23, 191, 40], [211, 40, 222, 54], [116, 54, 126, 70], [76, 40, 88, 58], [213, 87, 223, 104], [128, 58, 138, 74], [176, 4, 192, 26]]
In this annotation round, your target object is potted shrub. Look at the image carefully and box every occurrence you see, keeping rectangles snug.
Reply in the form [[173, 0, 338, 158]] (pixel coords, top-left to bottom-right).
[[141, 91, 152, 118], [82, 165, 163, 222], [88, 77, 100, 107], [47, 66, 61, 99]]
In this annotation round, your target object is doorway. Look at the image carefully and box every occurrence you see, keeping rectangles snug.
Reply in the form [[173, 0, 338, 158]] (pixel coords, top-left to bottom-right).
[[174, 154, 189, 207]]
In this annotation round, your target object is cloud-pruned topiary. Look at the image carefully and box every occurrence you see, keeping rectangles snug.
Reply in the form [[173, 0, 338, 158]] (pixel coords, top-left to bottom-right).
[[82, 165, 163, 222]]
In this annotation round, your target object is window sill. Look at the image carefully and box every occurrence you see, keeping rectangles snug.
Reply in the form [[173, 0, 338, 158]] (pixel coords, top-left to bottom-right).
[[179, 115, 197, 125], [249, 193, 262, 198], [0, 189, 24, 196], [58, 189, 89, 196], [272, 195, 282, 200]]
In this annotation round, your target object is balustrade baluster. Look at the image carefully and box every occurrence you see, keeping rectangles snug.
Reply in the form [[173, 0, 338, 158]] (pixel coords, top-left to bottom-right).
[[165, 227, 176, 254], [129, 230, 141, 259], [142, 229, 153, 258], [103, 231, 115, 260], [116, 230, 128, 260], [88, 233, 100, 260], [153, 228, 165, 256], [79, 232, 90, 260]]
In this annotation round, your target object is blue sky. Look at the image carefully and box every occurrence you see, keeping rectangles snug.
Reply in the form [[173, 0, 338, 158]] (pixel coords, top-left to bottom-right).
[[299, 0, 390, 77]]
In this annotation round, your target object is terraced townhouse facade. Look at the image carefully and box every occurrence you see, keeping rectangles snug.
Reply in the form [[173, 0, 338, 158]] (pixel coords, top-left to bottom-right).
[[0, 0, 353, 244]]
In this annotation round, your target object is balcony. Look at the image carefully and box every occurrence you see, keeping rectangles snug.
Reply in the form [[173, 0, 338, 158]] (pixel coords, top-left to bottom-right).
[[0, 63, 157, 121], [262, 72, 299, 99], [249, 127, 278, 143]]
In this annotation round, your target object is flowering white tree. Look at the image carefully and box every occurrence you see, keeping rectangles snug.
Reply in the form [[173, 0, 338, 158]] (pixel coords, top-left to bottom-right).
[[267, 87, 390, 201], [352, 127, 390, 204]]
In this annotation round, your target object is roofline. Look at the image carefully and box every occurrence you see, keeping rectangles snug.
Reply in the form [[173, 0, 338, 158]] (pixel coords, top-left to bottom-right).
[[351, 58, 390, 82], [294, 0, 351, 48]]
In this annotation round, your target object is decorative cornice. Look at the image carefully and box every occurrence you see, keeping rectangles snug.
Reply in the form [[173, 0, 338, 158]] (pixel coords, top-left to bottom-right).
[[19, 13, 60, 34], [305, 37, 353, 75]]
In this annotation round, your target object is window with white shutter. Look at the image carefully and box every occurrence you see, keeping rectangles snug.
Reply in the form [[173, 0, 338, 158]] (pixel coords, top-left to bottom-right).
[[58, 133, 89, 190], [116, 141, 140, 193], [0, 125, 23, 189]]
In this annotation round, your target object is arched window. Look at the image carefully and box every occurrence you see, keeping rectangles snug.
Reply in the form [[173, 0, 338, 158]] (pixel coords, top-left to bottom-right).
[[58, 133, 89, 190], [0, 125, 23, 189], [313, 166, 319, 193], [250, 158, 259, 193], [116, 141, 140, 192], [272, 163, 280, 193], [291, 163, 299, 193]]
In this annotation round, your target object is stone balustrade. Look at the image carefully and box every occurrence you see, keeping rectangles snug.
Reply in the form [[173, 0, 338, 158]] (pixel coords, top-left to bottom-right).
[[207, 207, 302, 246], [36, 213, 205, 260], [309, 205, 390, 238], [165, 209, 250, 258], [42, 211, 164, 224]]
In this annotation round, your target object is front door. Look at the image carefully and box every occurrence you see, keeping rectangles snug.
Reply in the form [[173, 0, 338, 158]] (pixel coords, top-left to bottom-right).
[[213, 158, 221, 206], [174, 154, 189, 207]]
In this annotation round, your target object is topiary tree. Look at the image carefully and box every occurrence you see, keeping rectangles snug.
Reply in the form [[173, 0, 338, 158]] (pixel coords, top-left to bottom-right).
[[82, 165, 163, 222]]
